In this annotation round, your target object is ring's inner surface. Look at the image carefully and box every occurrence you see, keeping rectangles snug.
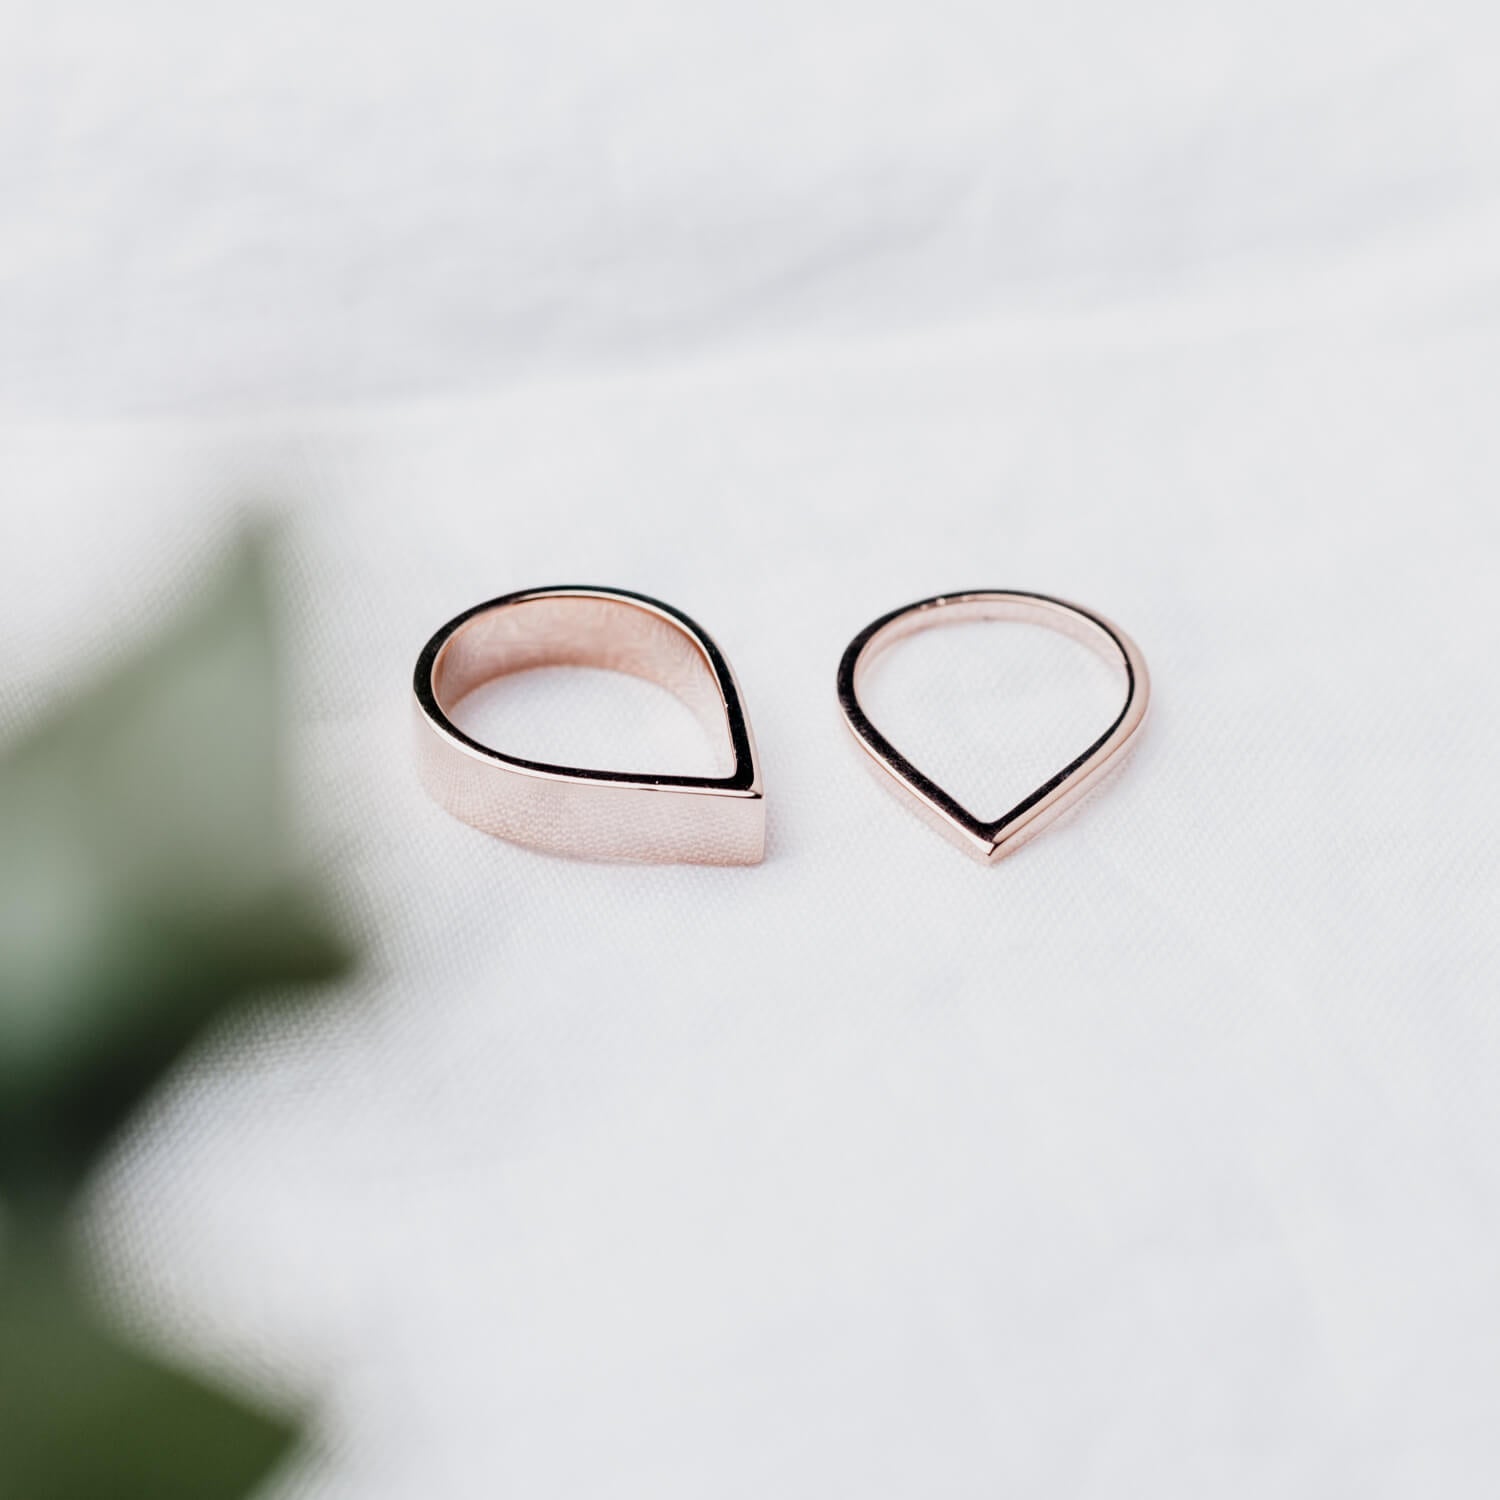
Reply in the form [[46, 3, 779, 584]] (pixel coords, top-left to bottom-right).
[[852, 593, 1129, 697], [431, 594, 733, 766]]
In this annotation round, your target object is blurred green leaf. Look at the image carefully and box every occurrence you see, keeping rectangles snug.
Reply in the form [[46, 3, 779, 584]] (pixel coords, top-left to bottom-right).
[[0, 1251, 298, 1500], [0, 530, 352, 1211]]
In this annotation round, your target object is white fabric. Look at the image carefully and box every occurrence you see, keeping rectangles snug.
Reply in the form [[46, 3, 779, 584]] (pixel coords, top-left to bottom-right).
[[4, 2, 1500, 1495]]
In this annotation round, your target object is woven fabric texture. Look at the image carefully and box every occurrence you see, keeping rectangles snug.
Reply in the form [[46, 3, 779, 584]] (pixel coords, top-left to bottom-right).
[[3, 1, 1499, 1494]]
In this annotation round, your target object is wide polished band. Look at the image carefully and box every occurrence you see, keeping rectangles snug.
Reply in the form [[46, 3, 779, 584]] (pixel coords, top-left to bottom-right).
[[837, 590, 1150, 863], [414, 587, 764, 864]]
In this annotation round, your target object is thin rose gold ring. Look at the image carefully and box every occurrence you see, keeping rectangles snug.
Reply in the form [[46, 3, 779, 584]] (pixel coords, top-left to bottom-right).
[[414, 587, 764, 864], [838, 590, 1149, 863]]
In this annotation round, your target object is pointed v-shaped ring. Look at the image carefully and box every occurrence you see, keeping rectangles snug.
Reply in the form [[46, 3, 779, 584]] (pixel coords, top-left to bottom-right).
[[414, 587, 764, 864], [837, 591, 1149, 863]]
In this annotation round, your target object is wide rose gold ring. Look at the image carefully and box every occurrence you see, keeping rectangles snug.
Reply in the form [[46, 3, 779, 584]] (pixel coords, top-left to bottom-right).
[[413, 586, 764, 864]]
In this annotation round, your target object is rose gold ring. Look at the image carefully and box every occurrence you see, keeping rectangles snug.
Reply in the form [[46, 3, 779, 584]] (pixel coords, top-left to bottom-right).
[[414, 587, 764, 864], [837, 590, 1149, 863]]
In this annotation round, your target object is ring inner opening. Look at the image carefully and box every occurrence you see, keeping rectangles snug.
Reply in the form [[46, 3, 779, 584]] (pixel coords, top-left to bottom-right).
[[432, 594, 734, 770]]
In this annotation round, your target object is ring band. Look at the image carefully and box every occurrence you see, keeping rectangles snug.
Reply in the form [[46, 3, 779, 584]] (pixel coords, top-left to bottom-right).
[[414, 587, 764, 864], [837, 590, 1149, 862]]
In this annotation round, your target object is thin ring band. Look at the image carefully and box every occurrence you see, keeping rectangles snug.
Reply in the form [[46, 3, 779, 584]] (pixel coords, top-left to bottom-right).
[[414, 586, 764, 864], [837, 590, 1149, 863]]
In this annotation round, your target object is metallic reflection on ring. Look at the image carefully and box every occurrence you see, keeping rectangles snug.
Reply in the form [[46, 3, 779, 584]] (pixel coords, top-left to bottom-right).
[[414, 587, 764, 864]]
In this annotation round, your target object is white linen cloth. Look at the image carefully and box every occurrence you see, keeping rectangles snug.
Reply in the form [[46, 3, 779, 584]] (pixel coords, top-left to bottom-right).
[[3, 1, 1499, 1495]]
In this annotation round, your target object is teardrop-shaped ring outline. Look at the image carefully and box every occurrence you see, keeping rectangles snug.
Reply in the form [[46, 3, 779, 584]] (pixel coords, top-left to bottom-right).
[[414, 586, 764, 864], [837, 590, 1149, 863]]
